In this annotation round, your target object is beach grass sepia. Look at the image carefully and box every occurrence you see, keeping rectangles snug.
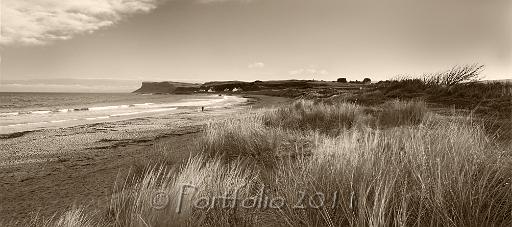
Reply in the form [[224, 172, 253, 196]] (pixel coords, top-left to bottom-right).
[[16, 99, 512, 226], [3, 0, 511, 222]]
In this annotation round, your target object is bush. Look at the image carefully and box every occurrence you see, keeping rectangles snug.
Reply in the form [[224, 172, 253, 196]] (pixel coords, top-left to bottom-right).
[[423, 64, 484, 86], [363, 77, 371, 83], [337, 78, 347, 83]]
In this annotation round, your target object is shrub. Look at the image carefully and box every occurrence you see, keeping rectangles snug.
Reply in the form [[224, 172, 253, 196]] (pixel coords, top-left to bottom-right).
[[337, 78, 347, 83], [363, 77, 371, 83], [423, 64, 484, 86], [380, 65, 484, 97]]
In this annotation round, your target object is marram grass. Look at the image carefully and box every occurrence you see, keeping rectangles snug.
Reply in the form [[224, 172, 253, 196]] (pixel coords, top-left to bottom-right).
[[18, 100, 512, 227]]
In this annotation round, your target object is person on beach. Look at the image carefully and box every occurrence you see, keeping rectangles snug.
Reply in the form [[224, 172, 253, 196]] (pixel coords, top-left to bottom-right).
[[201, 106, 204, 112]]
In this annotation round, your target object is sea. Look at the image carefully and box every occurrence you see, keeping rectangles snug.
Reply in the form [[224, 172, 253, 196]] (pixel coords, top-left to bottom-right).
[[0, 92, 244, 134]]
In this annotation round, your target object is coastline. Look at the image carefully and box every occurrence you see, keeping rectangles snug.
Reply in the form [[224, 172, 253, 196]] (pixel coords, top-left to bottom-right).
[[0, 95, 289, 221], [0, 94, 244, 135]]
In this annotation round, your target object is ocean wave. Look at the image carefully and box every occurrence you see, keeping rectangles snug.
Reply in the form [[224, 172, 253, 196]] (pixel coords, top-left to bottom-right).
[[50, 120, 68, 123], [31, 110, 52, 114], [57, 108, 89, 112], [0, 96, 237, 119], [86, 116, 110, 120], [0, 112, 19, 117], [88, 105, 130, 111], [110, 107, 177, 117], [1, 103, 157, 117], [131, 103, 154, 106]]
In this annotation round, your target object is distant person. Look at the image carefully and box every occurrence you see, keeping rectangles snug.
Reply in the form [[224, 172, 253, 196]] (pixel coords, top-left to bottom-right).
[[201, 106, 204, 112]]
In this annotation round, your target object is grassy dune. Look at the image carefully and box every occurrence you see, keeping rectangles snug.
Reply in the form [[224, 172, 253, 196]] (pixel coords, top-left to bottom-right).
[[16, 100, 512, 226]]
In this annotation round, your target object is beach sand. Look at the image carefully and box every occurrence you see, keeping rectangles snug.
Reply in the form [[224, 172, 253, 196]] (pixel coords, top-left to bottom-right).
[[0, 95, 289, 222]]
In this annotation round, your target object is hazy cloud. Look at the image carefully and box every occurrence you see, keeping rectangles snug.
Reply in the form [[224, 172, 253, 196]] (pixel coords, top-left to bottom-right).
[[248, 62, 265, 69], [289, 68, 328, 76], [0, 0, 161, 46], [0, 78, 141, 92]]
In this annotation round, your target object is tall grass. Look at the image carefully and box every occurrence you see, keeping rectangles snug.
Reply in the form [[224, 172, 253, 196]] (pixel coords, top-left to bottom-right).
[[269, 117, 512, 226], [4, 207, 104, 227], [200, 114, 319, 168], [20, 100, 512, 226], [378, 100, 428, 127], [380, 65, 510, 118], [107, 156, 259, 226], [263, 99, 364, 135]]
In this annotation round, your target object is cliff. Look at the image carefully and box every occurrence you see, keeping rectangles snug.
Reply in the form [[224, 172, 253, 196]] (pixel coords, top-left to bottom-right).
[[133, 81, 201, 94], [132, 79, 368, 95]]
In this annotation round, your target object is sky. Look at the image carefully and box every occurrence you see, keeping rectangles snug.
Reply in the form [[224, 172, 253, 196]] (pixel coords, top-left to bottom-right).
[[1, 0, 511, 92]]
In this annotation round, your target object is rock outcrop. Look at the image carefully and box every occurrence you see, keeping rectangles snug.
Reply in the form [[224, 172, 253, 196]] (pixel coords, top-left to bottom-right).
[[133, 81, 200, 94]]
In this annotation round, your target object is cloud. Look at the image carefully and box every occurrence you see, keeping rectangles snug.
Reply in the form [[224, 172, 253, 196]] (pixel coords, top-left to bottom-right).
[[248, 62, 265, 69], [0, 83, 138, 93], [0, 78, 141, 92], [0, 0, 161, 46], [288, 68, 328, 76], [288, 69, 304, 75]]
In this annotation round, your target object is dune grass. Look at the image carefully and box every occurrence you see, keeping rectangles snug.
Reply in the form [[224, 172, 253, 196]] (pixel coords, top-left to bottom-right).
[[263, 99, 364, 135], [269, 117, 512, 226], [378, 100, 428, 127], [5, 207, 104, 227], [376, 65, 511, 119], [200, 114, 320, 168], [21, 100, 512, 226], [106, 156, 259, 227]]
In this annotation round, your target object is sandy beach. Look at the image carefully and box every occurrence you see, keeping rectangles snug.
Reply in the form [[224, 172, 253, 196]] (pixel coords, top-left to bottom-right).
[[0, 95, 289, 222]]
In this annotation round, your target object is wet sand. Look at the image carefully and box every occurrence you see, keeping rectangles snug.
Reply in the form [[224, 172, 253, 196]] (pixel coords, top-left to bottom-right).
[[0, 95, 290, 222]]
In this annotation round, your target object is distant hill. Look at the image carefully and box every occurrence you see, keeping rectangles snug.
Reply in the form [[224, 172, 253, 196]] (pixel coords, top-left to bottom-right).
[[133, 81, 201, 94], [132, 79, 367, 96]]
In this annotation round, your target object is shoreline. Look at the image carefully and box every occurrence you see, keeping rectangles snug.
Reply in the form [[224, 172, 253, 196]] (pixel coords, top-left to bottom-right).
[[0, 94, 245, 135], [0, 95, 289, 221]]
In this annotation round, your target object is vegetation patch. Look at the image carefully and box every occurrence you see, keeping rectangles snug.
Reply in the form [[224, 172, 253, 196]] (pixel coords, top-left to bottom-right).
[[263, 99, 365, 135], [17, 100, 512, 226], [377, 100, 428, 127], [200, 114, 319, 168]]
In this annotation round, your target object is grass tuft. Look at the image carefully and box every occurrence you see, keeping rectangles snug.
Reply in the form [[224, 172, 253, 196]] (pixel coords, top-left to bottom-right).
[[107, 156, 259, 226], [378, 100, 428, 127], [263, 99, 364, 135], [200, 114, 319, 168]]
